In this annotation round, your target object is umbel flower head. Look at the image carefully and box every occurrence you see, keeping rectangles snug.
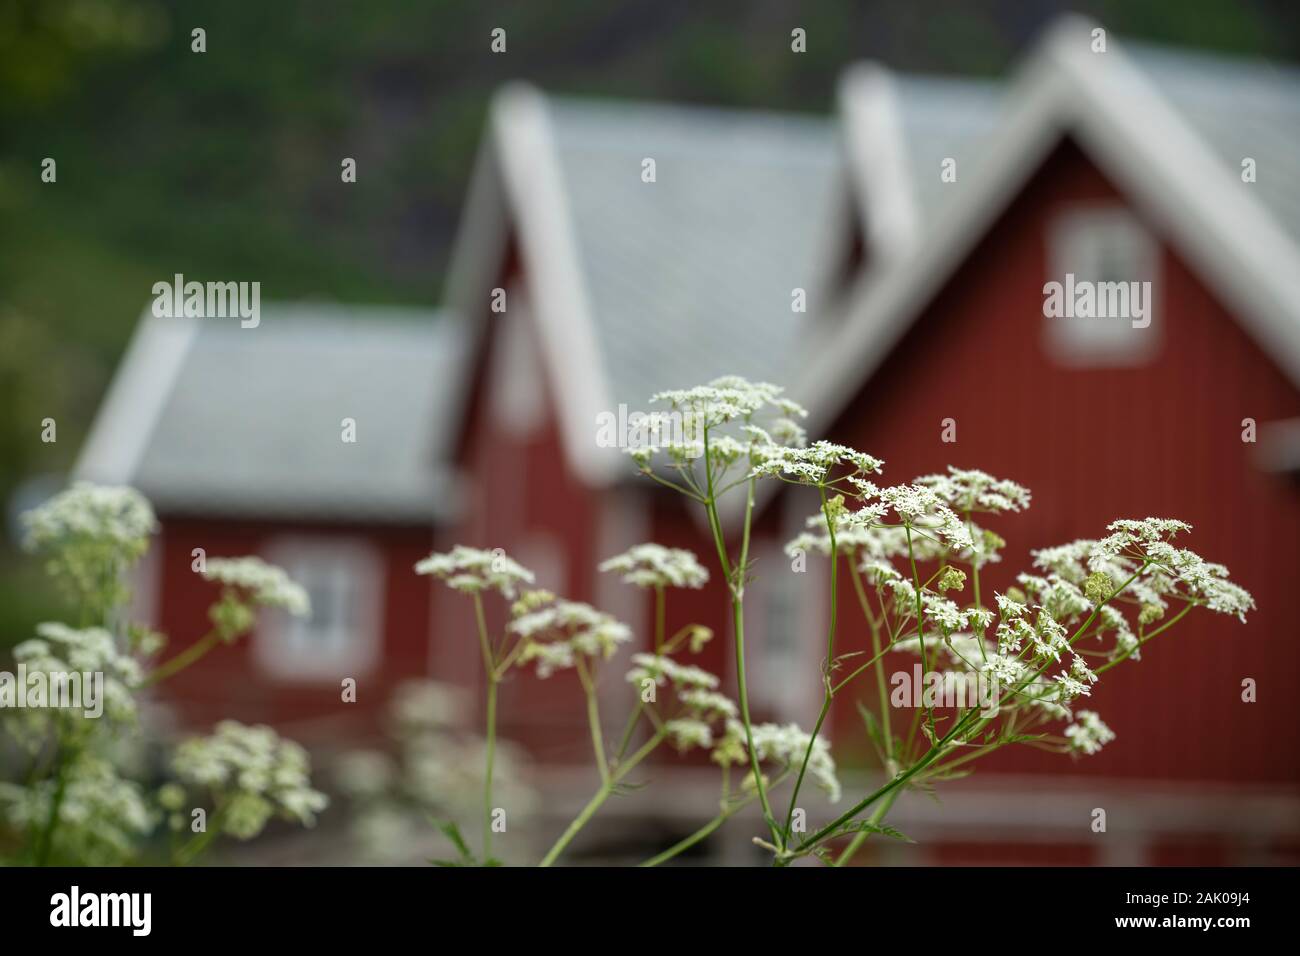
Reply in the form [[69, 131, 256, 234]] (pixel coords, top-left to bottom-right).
[[599, 543, 708, 589], [416, 545, 535, 599], [625, 652, 720, 691], [510, 593, 633, 678], [914, 467, 1032, 514], [171, 720, 328, 839], [22, 481, 158, 555], [630, 375, 809, 469], [711, 720, 841, 803], [21, 481, 159, 612], [202, 556, 311, 615], [1064, 710, 1115, 756], [750, 440, 883, 485], [0, 753, 153, 865], [650, 376, 806, 431], [6, 623, 142, 744]]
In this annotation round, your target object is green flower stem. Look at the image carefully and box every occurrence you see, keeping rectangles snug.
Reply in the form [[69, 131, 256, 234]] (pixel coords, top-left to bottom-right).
[[640, 800, 748, 867], [833, 785, 901, 867], [782, 484, 839, 839], [794, 707, 979, 858], [576, 657, 609, 783], [173, 807, 226, 866], [699, 442, 781, 847], [34, 743, 74, 866], [905, 525, 936, 740], [539, 728, 665, 867], [803, 568, 1158, 860], [849, 563, 893, 765], [611, 701, 645, 765], [472, 593, 498, 860], [138, 629, 222, 687], [1094, 603, 1195, 675]]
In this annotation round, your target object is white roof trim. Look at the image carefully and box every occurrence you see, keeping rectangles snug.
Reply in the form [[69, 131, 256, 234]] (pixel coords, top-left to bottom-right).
[[838, 62, 920, 265], [802, 14, 1300, 437], [74, 308, 199, 485], [489, 84, 621, 487]]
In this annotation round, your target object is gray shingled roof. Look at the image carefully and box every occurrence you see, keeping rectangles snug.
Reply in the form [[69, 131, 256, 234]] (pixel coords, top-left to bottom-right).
[[132, 304, 461, 523], [1127, 43, 1300, 249], [891, 75, 1004, 229], [545, 96, 842, 409]]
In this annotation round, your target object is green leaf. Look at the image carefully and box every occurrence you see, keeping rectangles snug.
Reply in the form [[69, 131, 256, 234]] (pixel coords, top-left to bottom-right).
[[837, 821, 915, 844], [428, 817, 480, 866]]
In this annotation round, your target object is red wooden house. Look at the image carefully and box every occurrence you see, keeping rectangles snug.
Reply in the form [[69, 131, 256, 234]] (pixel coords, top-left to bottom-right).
[[76, 16, 1299, 863], [75, 303, 464, 743], [794, 17, 1300, 865], [436, 17, 1300, 862]]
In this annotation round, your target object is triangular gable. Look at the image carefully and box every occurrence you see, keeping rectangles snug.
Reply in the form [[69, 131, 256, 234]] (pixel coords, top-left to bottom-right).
[[799, 15, 1300, 439]]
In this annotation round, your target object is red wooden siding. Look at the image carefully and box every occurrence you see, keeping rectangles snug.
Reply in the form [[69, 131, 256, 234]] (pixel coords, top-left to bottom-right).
[[818, 138, 1300, 786], [150, 517, 434, 745]]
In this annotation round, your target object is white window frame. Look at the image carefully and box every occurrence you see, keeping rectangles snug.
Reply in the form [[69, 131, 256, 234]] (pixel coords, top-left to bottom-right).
[[255, 536, 384, 682], [747, 540, 820, 722], [1043, 205, 1160, 366]]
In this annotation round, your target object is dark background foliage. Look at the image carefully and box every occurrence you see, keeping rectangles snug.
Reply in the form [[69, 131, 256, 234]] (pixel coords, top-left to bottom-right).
[[0, 0, 1295, 638]]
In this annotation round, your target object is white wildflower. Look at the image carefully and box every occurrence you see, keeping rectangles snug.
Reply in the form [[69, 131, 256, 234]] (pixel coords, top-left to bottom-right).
[[599, 543, 709, 589], [915, 467, 1031, 514], [22, 482, 157, 555], [711, 721, 840, 803], [665, 718, 714, 752], [1064, 710, 1115, 755], [678, 689, 737, 720], [415, 545, 535, 600], [624, 653, 719, 690], [203, 556, 310, 615], [172, 721, 328, 837], [750, 440, 883, 484], [510, 598, 632, 677]]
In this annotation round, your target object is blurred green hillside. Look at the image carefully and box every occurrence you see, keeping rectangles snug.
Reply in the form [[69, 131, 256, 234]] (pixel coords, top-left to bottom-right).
[[0, 0, 1294, 641]]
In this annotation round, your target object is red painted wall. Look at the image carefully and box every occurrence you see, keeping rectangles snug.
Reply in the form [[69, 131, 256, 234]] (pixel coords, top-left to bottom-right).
[[149, 516, 434, 746], [816, 138, 1300, 786]]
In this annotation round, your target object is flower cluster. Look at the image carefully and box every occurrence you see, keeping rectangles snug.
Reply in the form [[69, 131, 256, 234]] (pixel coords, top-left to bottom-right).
[[631, 375, 808, 469], [22, 481, 158, 554], [21, 482, 158, 613], [625, 652, 720, 691], [915, 467, 1032, 514], [750, 440, 883, 485], [416, 545, 535, 600], [599, 543, 709, 589], [511, 593, 633, 678], [650, 376, 805, 430], [873, 483, 976, 552], [202, 556, 311, 615], [0, 754, 153, 865], [711, 721, 841, 802], [5, 623, 142, 745], [171, 720, 329, 840], [1064, 710, 1116, 755]]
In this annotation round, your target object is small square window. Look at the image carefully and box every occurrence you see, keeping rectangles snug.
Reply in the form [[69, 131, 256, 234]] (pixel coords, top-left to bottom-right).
[[255, 537, 384, 682], [1043, 206, 1160, 366]]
